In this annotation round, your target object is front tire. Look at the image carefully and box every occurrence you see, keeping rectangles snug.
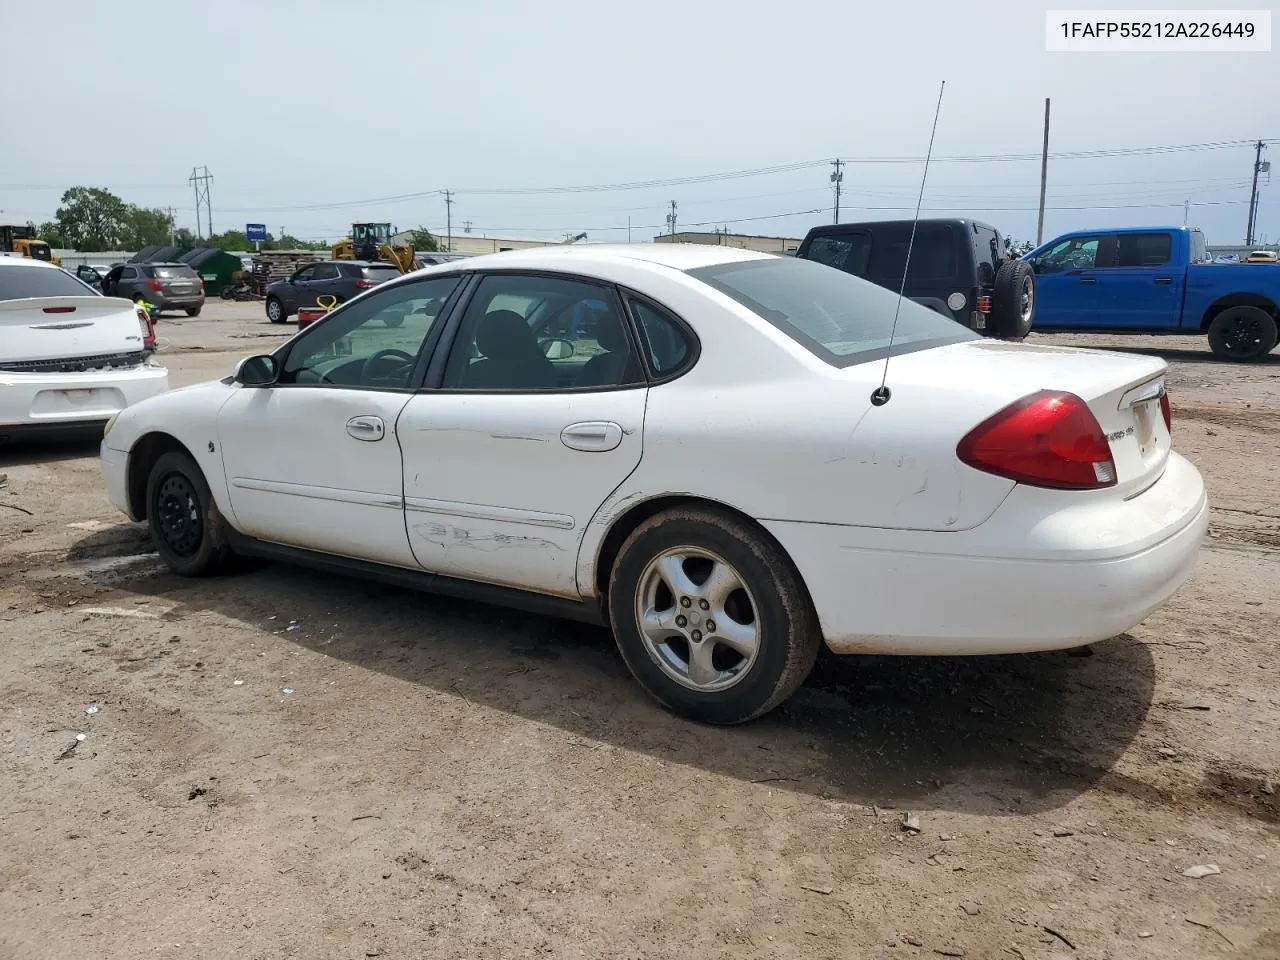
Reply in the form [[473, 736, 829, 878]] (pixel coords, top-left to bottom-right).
[[608, 506, 822, 724], [145, 451, 232, 577], [1206, 305, 1278, 362], [266, 297, 285, 324]]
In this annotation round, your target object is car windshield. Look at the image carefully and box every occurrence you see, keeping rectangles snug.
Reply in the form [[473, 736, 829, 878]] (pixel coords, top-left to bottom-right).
[[362, 266, 402, 282], [688, 256, 977, 367], [0, 264, 95, 301], [152, 265, 197, 279]]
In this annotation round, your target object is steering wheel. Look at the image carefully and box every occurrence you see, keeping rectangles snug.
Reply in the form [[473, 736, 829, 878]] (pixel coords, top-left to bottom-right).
[[361, 348, 416, 383]]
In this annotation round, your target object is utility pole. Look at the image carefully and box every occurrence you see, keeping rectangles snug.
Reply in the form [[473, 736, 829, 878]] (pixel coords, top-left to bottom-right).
[[1183, 200, 1189, 226], [1035, 98, 1050, 246], [627, 216, 631, 243], [666, 200, 678, 237], [188, 166, 213, 241], [442, 190, 454, 251], [830, 159, 844, 224], [1246, 140, 1268, 245]]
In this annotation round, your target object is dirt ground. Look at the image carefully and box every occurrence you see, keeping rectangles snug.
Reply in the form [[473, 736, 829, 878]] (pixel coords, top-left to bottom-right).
[[2, 300, 1277, 960]]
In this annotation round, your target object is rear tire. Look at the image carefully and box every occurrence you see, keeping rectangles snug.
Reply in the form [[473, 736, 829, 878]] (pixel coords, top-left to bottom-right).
[[988, 259, 1036, 340], [145, 451, 233, 577], [607, 506, 822, 725], [1206, 305, 1278, 362], [266, 296, 285, 324], [185, 306, 201, 317]]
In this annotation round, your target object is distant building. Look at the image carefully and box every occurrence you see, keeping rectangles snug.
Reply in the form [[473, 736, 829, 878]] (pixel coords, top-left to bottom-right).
[[654, 231, 802, 255]]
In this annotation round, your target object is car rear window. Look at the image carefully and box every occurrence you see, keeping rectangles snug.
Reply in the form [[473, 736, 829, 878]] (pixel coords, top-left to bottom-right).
[[867, 222, 958, 281], [688, 256, 976, 368], [362, 265, 402, 282], [0, 264, 95, 301], [152, 265, 198, 279]]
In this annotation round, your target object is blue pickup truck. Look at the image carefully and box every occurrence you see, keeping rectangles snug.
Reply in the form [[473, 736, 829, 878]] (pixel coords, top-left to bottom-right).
[[1023, 225, 1280, 362]]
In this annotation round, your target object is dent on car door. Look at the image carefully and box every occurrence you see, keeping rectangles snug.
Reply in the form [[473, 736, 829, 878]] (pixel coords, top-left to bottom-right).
[[398, 273, 652, 598], [214, 274, 463, 565]]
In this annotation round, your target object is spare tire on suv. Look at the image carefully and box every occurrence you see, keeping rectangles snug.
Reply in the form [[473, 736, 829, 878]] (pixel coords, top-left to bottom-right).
[[988, 259, 1036, 340]]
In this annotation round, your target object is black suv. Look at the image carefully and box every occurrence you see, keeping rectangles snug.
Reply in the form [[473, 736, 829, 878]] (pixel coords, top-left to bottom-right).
[[264, 260, 402, 323], [795, 219, 1036, 339]]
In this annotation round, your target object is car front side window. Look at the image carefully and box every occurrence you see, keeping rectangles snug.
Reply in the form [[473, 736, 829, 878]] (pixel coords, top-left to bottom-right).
[[277, 275, 460, 390], [1035, 236, 1100, 274]]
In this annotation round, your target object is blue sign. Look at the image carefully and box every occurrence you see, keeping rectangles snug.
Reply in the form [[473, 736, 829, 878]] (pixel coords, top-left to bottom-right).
[[246, 223, 267, 242]]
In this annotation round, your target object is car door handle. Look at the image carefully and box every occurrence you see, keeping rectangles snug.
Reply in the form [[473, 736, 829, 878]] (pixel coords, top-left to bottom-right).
[[560, 421, 623, 452], [346, 415, 385, 441], [1077, 277, 1097, 284], [1153, 277, 1173, 284]]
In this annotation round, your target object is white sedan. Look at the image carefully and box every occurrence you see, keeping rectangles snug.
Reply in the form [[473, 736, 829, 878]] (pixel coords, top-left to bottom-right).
[[2, 256, 166, 440], [99, 244, 1207, 723]]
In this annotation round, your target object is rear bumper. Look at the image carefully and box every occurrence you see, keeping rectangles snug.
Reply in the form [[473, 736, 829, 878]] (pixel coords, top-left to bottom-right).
[[154, 295, 204, 310], [0, 363, 170, 436], [765, 452, 1208, 655]]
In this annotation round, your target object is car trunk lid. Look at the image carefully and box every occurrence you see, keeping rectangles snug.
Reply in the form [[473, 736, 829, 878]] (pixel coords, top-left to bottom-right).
[[864, 338, 1172, 496], [0, 297, 148, 364]]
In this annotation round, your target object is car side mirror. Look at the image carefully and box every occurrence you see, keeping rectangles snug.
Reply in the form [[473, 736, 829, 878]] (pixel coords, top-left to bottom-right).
[[541, 338, 575, 360], [235, 354, 278, 386]]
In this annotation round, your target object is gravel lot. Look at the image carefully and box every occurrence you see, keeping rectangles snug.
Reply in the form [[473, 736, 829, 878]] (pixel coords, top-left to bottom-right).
[[2, 300, 1277, 959]]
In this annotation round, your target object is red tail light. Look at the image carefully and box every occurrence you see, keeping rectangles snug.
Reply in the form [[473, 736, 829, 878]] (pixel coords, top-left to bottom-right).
[[354, 279, 376, 289], [976, 295, 991, 313], [136, 307, 156, 345], [148, 278, 163, 292], [1159, 392, 1172, 434], [198, 278, 205, 291], [957, 390, 1116, 490], [42, 306, 77, 313]]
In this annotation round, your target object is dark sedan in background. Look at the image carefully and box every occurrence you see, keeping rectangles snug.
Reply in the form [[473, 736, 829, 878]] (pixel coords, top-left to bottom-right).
[[264, 260, 402, 323]]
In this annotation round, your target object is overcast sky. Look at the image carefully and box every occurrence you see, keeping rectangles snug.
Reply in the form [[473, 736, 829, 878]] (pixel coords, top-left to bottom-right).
[[2, 0, 1276, 247]]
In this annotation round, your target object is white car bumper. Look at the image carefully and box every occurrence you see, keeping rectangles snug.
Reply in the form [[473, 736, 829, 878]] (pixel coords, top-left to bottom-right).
[[0, 362, 169, 436], [765, 452, 1209, 656], [100, 443, 132, 519]]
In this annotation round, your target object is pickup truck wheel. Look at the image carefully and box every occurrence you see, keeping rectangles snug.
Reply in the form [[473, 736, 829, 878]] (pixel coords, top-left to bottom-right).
[[1207, 306, 1278, 362], [988, 259, 1035, 340], [608, 506, 823, 725]]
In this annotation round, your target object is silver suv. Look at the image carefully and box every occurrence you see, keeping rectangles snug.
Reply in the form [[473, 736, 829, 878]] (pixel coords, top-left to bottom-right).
[[98, 262, 206, 317]]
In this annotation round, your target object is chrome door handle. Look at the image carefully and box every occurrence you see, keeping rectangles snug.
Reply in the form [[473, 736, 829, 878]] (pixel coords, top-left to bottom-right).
[[346, 415, 385, 441], [1154, 277, 1173, 284], [560, 421, 623, 452]]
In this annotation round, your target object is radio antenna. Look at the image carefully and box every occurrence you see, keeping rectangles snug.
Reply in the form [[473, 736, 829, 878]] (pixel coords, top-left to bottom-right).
[[871, 79, 946, 407]]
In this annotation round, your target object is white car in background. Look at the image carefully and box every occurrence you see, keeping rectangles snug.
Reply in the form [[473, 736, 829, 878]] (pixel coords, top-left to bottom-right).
[[99, 244, 1207, 724], [1, 257, 168, 441]]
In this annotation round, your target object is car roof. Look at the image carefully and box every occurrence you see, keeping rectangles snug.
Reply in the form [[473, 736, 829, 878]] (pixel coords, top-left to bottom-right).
[[807, 218, 1000, 234], [0, 255, 59, 269], [418, 242, 771, 274]]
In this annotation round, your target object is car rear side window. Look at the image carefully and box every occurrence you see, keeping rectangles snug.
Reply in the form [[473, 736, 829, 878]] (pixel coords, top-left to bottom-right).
[[311, 264, 341, 281], [0, 265, 95, 300], [363, 266, 402, 282], [805, 234, 871, 276], [688, 256, 976, 368], [1114, 233, 1173, 267], [627, 297, 692, 377]]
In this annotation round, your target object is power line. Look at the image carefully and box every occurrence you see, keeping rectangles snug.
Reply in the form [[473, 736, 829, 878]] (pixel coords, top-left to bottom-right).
[[165, 138, 1276, 215]]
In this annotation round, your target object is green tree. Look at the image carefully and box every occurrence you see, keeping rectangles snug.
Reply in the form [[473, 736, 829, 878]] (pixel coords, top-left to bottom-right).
[[408, 226, 439, 252], [120, 205, 175, 249], [37, 220, 67, 248], [173, 227, 197, 248], [208, 229, 250, 250], [53, 186, 130, 250]]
